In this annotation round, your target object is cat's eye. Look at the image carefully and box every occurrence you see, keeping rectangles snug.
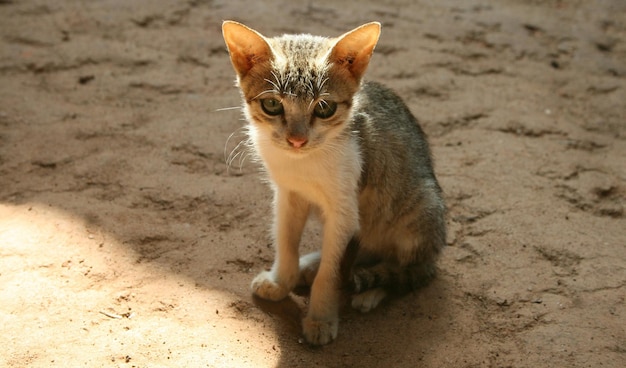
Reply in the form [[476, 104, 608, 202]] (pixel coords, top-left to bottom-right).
[[260, 98, 284, 116], [313, 100, 337, 119]]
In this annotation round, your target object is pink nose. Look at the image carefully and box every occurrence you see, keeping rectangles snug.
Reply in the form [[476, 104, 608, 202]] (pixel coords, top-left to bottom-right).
[[287, 137, 308, 148]]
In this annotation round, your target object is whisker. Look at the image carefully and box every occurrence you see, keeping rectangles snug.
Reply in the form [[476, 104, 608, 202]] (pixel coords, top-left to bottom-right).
[[271, 71, 283, 91], [224, 126, 257, 175], [227, 149, 244, 167], [237, 150, 249, 168], [224, 128, 246, 163], [251, 89, 278, 101], [224, 132, 236, 163], [307, 79, 315, 97], [316, 76, 329, 94], [226, 143, 248, 173], [215, 106, 242, 112], [264, 78, 281, 93]]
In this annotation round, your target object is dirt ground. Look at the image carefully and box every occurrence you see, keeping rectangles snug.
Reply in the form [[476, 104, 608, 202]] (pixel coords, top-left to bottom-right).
[[1, 0, 624, 367]]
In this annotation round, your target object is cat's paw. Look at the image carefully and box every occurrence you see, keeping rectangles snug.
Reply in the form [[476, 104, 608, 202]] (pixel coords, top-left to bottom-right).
[[302, 314, 338, 345], [251, 271, 291, 301], [351, 288, 387, 313]]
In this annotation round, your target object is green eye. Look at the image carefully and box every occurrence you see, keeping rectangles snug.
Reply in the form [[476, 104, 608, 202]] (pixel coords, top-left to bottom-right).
[[260, 98, 284, 116], [313, 100, 337, 119]]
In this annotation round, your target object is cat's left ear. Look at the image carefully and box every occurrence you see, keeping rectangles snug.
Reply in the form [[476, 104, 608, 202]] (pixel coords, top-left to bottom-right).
[[329, 22, 381, 81], [222, 21, 273, 78]]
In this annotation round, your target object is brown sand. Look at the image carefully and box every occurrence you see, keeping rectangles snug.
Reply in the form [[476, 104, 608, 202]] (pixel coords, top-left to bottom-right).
[[1, 0, 624, 367]]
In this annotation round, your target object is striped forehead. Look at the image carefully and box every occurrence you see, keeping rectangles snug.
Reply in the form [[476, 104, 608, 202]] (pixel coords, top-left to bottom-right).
[[268, 34, 332, 99]]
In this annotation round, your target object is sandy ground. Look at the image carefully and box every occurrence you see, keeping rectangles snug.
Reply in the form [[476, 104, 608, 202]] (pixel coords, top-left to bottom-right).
[[1, 0, 625, 367]]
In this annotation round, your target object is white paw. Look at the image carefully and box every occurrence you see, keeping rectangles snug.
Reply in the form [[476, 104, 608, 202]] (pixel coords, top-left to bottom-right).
[[302, 314, 338, 345], [351, 288, 387, 313], [251, 271, 291, 301]]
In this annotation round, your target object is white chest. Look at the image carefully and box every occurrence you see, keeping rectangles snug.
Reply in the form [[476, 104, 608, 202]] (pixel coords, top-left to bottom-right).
[[258, 140, 362, 209]]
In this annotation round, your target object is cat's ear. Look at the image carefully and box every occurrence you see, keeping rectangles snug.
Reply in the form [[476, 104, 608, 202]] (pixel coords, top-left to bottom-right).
[[222, 21, 273, 78], [329, 22, 381, 81]]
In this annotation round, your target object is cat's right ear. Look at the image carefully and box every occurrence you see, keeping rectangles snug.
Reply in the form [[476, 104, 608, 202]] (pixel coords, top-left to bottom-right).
[[222, 21, 272, 78]]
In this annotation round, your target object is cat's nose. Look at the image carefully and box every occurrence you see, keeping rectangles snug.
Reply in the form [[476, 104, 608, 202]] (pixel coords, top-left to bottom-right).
[[287, 137, 308, 148]]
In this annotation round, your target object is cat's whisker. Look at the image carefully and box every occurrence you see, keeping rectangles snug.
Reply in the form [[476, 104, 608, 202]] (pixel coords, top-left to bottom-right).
[[270, 71, 284, 91], [224, 127, 252, 174], [226, 146, 248, 173], [224, 132, 236, 163], [306, 79, 316, 97], [227, 148, 243, 168], [252, 89, 279, 101], [237, 150, 250, 168], [264, 78, 281, 93], [223, 128, 244, 163], [316, 76, 329, 94], [215, 106, 242, 112], [229, 136, 248, 158], [225, 144, 238, 170]]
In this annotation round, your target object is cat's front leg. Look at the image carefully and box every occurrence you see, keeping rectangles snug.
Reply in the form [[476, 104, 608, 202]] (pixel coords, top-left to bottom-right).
[[252, 189, 309, 301], [303, 209, 358, 345]]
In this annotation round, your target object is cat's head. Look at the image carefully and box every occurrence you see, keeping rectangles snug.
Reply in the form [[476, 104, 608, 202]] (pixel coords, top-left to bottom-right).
[[222, 21, 380, 155]]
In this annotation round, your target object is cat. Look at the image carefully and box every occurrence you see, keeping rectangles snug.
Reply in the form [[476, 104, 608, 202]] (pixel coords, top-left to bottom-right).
[[222, 20, 446, 345]]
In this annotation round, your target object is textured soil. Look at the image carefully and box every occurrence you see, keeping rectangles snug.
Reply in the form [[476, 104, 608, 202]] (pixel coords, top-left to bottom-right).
[[1, 0, 625, 367]]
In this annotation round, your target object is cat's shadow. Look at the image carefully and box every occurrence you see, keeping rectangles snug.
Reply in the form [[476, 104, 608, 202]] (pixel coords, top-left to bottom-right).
[[252, 294, 304, 339], [253, 277, 452, 363]]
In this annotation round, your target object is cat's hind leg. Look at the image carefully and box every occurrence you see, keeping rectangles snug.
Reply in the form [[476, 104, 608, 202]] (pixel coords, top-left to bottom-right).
[[351, 288, 387, 312], [298, 235, 359, 287], [298, 251, 321, 287], [350, 260, 436, 312]]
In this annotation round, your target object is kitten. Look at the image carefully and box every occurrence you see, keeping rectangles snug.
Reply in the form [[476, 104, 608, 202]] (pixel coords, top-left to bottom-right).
[[222, 21, 446, 345]]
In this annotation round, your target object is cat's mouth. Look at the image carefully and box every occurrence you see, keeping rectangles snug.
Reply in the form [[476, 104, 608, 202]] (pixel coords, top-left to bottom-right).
[[284, 144, 310, 155]]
